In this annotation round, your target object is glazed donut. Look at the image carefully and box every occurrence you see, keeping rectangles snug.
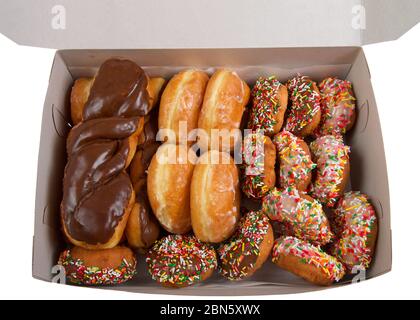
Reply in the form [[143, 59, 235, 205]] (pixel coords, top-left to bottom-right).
[[310, 135, 351, 207], [315, 77, 356, 137], [242, 133, 276, 199], [285, 75, 321, 137], [330, 191, 378, 270], [125, 191, 160, 253], [190, 150, 240, 243], [272, 236, 345, 286], [62, 59, 154, 250], [70, 77, 93, 125], [218, 211, 274, 280], [147, 144, 196, 234], [262, 188, 333, 246], [247, 76, 288, 136], [58, 246, 137, 285], [273, 130, 316, 191], [146, 234, 217, 288], [198, 69, 250, 152], [158, 70, 209, 144]]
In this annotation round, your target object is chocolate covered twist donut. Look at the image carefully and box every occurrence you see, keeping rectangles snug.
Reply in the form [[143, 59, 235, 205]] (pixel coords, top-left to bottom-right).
[[61, 59, 152, 250]]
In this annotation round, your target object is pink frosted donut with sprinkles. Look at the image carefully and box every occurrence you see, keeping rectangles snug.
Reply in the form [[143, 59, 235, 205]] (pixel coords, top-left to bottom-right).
[[309, 135, 351, 207], [247, 76, 288, 136], [58, 246, 137, 285], [272, 236, 345, 286], [273, 130, 316, 191], [330, 191, 378, 271], [315, 77, 356, 138], [217, 211, 274, 280], [242, 132, 276, 199], [146, 234, 217, 288], [285, 75, 322, 137], [262, 187, 333, 246]]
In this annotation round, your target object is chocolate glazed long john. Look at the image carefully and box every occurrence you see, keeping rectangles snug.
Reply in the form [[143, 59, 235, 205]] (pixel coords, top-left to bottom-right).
[[61, 59, 160, 250]]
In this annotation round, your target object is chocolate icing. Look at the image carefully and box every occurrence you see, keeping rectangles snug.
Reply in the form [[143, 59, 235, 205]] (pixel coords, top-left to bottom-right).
[[136, 191, 160, 248], [62, 117, 140, 244], [83, 59, 151, 120]]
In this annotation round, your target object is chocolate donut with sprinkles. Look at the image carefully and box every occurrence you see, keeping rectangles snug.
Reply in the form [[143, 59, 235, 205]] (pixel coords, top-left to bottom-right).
[[330, 191, 378, 271], [273, 130, 316, 191], [315, 77, 356, 138], [309, 135, 351, 207], [262, 187, 333, 246], [217, 211, 274, 281], [285, 75, 322, 137], [247, 76, 288, 136], [242, 133, 276, 199], [146, 234, 217, 288], [58, 246, 137, 285], [272, 236, 345, 286]]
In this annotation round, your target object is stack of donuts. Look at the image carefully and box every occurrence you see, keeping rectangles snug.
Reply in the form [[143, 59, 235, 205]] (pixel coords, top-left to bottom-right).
[[58, 59, 378, 288]]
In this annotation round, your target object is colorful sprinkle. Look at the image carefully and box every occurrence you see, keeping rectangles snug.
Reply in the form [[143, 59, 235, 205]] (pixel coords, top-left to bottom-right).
[[248, 76, 285, 135], [285, 75, 321, 134], [146, 234, 217, 286], [58, 250, 137, 285]]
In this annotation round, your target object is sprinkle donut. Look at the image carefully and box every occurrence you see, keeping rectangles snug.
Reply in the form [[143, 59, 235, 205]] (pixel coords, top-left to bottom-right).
[[247, 76, 288, 136], [330, 191, 378, 270], [262, 187, 333, 246], [285, 75, 322, 137], [58, 246, 137, 285], [273, 130, 316, 191], [315, 77, 356, 137], [242, 133, 276, 199], [272, 236, 345, 286], [310, 135, 350, 207], [218, 211, 274, 280], [146, 234, 217, 288]]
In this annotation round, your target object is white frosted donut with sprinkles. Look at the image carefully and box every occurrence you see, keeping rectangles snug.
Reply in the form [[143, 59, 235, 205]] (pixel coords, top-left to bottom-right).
[[330, 191, 378, 271]]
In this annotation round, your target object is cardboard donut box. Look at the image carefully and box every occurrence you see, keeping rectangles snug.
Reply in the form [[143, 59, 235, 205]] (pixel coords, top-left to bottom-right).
[[2, 0, 419, 295]]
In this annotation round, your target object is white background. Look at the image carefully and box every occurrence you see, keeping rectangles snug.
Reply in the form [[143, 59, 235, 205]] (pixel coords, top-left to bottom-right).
[[0, 24, 419, 300]]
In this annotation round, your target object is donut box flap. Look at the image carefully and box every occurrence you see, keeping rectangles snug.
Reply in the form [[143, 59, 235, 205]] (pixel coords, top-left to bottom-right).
[[0, 0, 419, 49]]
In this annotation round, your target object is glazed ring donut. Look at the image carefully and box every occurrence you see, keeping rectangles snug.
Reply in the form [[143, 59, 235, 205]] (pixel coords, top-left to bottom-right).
[[330, 191, 378, 271], [273, 130, 316, 191], [247, 76, 288, 136], [310, 135, 351, 207], [218, 211, 274, 280], [58, 246, 137, 285], [315, 77, 356, 137], [146, 234, 217, 288], [242, 133, 276, 199], [285, 75, 321, 137], [262, 188, 333, 246], [272, 236, 345, 286]]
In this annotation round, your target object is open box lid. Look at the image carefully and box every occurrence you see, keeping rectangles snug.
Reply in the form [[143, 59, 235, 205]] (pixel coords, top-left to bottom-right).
[[0, 0, 419, 49]]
